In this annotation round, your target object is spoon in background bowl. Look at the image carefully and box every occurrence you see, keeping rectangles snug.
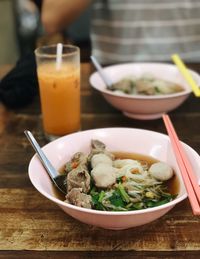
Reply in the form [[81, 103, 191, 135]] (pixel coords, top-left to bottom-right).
[[90, 55, 114, 90], [24, 130, 67, 194]]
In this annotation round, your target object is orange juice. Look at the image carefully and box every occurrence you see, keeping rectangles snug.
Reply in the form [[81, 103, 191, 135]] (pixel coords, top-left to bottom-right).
[[37, 63, 80, 136]]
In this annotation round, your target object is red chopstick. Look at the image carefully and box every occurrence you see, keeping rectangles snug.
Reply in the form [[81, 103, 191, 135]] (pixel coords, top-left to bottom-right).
[[162, 114, 200, 215]]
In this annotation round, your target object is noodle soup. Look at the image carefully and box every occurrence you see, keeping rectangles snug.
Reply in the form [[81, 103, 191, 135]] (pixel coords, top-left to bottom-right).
[[53, 140, 179, 211]]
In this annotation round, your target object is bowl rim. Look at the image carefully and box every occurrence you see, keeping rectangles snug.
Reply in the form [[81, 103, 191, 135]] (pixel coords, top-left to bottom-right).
[[28, 127, 191, 216], [89, 62, 197, 100]]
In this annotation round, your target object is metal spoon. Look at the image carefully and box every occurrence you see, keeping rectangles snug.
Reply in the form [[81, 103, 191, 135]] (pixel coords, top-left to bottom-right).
[[24, 130, 67, 194], [90, 55, 113, 90]]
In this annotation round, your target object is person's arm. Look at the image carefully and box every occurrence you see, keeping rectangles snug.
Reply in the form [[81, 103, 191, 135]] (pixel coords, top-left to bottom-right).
[[41, 0, 92, 34]]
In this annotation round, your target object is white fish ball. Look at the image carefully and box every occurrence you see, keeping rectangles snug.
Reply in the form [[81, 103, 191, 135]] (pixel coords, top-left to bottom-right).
[[91, 153, 113, 168], [91, 164, 117, 188], [149, 162, 173, 181]]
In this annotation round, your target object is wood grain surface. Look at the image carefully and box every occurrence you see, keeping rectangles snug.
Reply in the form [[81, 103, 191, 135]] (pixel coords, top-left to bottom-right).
[[0, 63, 200, 258]]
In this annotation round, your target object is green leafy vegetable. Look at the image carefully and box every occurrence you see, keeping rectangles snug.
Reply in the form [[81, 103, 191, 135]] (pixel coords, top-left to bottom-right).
[[91, 192, 106, 211], [118, 183, 130, 203], [109, 190, 126, 207]]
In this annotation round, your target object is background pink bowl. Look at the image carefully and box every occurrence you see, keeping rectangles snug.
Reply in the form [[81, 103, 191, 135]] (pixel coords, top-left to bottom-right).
[[90, 63, 200, 120]]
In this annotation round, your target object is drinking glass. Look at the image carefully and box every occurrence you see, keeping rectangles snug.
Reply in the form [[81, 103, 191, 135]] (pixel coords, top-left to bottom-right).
[[35, 44, 80, 140]]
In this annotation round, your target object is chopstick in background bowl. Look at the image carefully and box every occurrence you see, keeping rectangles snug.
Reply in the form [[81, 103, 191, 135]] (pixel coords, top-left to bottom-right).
[[171, 54, 200, 97], [162, 114, 200, 215]]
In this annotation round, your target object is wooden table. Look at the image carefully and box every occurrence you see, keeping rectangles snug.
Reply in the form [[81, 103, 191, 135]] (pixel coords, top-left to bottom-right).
[[0, 63, 200, 258]]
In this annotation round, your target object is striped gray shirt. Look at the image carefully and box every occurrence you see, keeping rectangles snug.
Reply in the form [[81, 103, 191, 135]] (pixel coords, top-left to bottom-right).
[[90, 0, 200, 64]]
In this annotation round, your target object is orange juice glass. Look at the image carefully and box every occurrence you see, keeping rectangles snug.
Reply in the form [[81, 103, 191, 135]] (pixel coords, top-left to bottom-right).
[[35, 45, 80, 140]]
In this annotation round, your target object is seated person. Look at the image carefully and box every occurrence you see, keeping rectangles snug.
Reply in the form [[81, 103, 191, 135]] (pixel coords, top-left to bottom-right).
[[41, 0, 200, 64]]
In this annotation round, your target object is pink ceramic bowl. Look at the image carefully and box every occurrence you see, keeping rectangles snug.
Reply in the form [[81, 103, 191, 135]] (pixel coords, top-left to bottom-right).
[[90, 63, 200, 120], [28, 128, 200, 230]]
